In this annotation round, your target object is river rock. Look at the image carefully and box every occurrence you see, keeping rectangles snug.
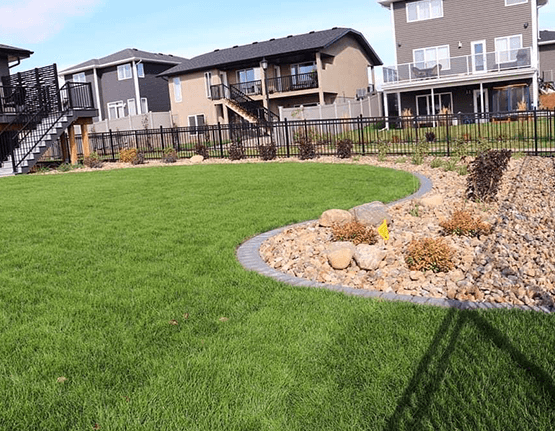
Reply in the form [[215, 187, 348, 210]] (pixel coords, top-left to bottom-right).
[[328, 248, 354, 270], [319, 209, 353, 227], [354, 244, 386, 271], [349, 201, 392, 228], [190, 155, 204, 164]]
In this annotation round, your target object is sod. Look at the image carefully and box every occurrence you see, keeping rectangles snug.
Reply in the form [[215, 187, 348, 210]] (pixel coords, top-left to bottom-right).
[[0, 162, 554, 430]]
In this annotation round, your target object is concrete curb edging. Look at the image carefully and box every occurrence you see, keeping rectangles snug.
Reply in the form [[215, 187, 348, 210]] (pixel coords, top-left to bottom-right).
[[236, 171, 551, 314]]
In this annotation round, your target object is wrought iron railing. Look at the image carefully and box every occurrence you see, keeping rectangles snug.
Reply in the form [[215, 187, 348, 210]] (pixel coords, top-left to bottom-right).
[[231, 80, 262, 96], [266, 72, 319, 93], [383, 47, 533, 85]]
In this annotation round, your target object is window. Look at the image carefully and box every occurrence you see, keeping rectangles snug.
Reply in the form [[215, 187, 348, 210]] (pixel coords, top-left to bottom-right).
[[493, 85, 529, 111], [495, 35, 522, 63], [173, 77, 182, 102], [72, 72, 86, 83], [188, 114, 205, 135], [407, 0, 443, 22], [505, 0, 527, 5], [141, 97, 148, 114], [107, 101, 125, 120], [416, 92, 452, 115], [128, 98, 137, 116], [137, 63, 145, 78], [204, 72, 212, 99], [117, 64, 132, 80], [236, 68, 261, 95], [413, 45, 450, 70], [291, 62, 316, 75]]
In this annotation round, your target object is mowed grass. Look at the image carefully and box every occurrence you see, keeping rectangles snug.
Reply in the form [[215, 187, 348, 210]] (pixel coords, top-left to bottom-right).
[[0, 162, 554, 430]]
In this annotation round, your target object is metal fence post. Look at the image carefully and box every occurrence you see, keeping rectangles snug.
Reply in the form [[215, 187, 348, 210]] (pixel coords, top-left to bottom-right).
[[534, 108, 538, 156], [359, 114, 365, 155], [284, 119, 291, 158], [109, 129, 115, 161], [217, 122, 224, 158], [446, 115, 450, 157], [160, 125, 165, 151]]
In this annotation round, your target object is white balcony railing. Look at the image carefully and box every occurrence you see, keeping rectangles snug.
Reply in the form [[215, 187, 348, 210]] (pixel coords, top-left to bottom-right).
[[383, 47, 532, 85]]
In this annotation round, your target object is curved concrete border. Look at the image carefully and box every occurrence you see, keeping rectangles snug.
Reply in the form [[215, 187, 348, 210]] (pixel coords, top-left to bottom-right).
[[236, 171, 552, 314]]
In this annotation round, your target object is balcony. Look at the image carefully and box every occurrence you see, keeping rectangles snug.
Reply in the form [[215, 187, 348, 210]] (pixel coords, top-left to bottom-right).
[[383, 47, 532, 87]]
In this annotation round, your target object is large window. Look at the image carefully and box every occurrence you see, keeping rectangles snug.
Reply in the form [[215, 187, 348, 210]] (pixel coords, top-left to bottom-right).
[[173, 77, 182, 103], [495, 35, 522, 63], [416, 92, 452, 116], [107, 101, 125, 120], [72, 72, 86, 83], [188, 114, 205, 136], [117, 64, 132, 80], [413, 45, 450, 70], [127, 98, 137, 116], [492, 85, 529, 112], [407, 0, 443, 22], [236, 68, 261, 95]]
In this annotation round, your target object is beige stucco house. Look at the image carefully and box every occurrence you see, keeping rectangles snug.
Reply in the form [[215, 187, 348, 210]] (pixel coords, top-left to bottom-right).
[[159, 28, 382, 127]]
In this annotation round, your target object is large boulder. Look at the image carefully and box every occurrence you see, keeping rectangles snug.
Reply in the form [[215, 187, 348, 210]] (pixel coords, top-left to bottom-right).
[[319, 209, 354, 227], [354, 244, 386, 271], [190, 155, 204, 164], [327, 248, 354, 270], [349, 201, 392, 228]]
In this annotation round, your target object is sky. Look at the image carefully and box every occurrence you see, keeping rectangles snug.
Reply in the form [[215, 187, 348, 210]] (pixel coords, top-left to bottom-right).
[[2, 0, 555, 81]]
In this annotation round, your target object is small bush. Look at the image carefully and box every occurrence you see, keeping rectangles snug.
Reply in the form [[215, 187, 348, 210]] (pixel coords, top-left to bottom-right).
[[405, 238, 454, 273], [376, 140, 390, 162], [442, 159, 458, 172], [332, 221, 378, 246], [194, 143, 209, 159], [395, 157, 407, 164], [229, 139, 245, 161], [120, 148, 137, 163], [430, 158, 443, 169], [411, 140, 429, 165], [163, 147, 178, 163], [336, 139, 353, 159], [258, 142, 277, 161], [452, 139, 469, 161], [425, 131, 436, 142], [440, 210, 492, 237], [295, 129, 316, 160], [466, 149, 512, 202], [456, 164, 468, 176], [83, 151, 103, 168], [57, 163, 80, 172]]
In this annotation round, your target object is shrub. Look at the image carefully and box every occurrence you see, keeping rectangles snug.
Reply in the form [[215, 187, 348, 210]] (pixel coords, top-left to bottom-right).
[[332, 221, 378, 246], [430, 158, 443, 169], [440, 210, 492, 237], [425, 131, 436, 142], [456, 164, 468, 176], [258, 142, 277, 161], [120, 148, 144, 165], [57, 163, 80, 172], [451, 138, 469, 162], [442, 159, 458, 172], [376, 140, 390, 162], [295, 128, 316, 160], [163, 147, 178, 163], [405, 238, 454, 273], [466, 149, 512, 202], [336, 139, 353, 159], [229, 138, 245, 161], [194, 143, 209, 159], [411, 140, 429, 165], [395, 157, 407, 164], [83, 151, 103, 168]]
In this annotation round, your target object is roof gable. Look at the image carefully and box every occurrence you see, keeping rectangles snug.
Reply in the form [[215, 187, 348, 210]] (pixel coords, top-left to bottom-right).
[[159, 27, 382, 77]]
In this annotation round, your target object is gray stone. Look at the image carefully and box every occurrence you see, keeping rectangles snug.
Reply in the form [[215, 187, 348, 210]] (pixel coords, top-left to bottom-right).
[[354, 244, 386, 271], [349, 201, 392, 228]]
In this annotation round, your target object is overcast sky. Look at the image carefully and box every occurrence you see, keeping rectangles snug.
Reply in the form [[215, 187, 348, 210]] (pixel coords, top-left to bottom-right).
[[2, 0, 555, 79]]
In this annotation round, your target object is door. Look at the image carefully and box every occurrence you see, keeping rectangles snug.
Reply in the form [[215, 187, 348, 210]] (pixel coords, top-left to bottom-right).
[[220, 72, 229, 99], [473, 88, 489, 121], [471, 41, 486, 73]]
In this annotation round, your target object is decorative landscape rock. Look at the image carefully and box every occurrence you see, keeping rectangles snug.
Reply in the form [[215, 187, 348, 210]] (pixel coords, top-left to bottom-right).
[[190, 155, 204, 164], [327, 248, 354, 270], [349, 201, 392, 228], [354, 244, 386, 271], [319, 209, 353, 227], [259, 156, 555, 312], [420, 194, 444, 207]]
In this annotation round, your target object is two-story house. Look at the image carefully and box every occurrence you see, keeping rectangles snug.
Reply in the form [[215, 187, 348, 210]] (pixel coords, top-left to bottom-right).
[[159, 28, 382, 127], [539, 30, 555, 83], [379, 0, 548, 118], [60, 49, 188, 125]]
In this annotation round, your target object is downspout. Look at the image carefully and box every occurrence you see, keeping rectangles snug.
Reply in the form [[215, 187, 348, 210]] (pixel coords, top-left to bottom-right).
[[132, 60, 142, 115], [92, 66, 103, 121], [8, 57, 21, 69], [531, 0, 539, 108]]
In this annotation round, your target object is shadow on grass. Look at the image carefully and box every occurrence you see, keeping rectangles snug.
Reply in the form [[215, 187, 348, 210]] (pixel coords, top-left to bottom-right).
[[384, 309, 555, 430]]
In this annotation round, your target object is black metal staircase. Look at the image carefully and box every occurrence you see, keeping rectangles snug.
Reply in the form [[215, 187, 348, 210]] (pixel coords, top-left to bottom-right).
[[210, 84, 279, 124]]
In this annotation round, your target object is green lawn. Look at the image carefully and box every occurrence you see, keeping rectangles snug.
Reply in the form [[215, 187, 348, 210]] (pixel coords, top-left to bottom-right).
[[0, 162, 554, 430]]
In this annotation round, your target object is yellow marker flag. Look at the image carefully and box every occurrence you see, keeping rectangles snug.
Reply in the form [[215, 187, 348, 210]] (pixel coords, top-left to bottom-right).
[[378, 219, 389, 241]]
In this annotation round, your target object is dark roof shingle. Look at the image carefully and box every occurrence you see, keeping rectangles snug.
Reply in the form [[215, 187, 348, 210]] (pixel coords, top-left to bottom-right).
[[539, 30, 555, 44], [159, 28, 382, 77], [0, 44, 33, 62], [60, 48, 188, 75]]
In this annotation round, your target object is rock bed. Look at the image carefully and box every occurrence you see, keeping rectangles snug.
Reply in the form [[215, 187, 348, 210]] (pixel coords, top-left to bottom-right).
[[260, 156, 555, 311]]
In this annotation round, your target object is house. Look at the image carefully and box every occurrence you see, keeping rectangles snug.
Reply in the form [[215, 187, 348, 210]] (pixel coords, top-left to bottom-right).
[[158, 28, 382, 127], [378, 0, 549, 118], [60, 49, 188, 128], [1, 45, 97, 176], [539, 30, 555, 83]]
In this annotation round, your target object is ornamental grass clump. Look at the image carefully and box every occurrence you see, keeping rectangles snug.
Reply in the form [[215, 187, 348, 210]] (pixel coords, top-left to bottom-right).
[[440, 210, 491, 237], [194, 143, 209, 159], [295, 128, 316, 160], [119, 148, 144, 164], [405, 237, 454, 273], [258, 142, 277, 161], [332, 221, 378, 246], [83, 151, 103, 168], [163, 147, 178, 163], [229, 138, 245, 160]]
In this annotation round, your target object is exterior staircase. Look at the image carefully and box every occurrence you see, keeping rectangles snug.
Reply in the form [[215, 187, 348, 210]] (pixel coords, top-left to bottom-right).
[[0, 76, 96, 177]]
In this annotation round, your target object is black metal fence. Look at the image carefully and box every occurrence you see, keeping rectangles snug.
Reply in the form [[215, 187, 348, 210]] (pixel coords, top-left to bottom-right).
[[51, 109, 555, 162]]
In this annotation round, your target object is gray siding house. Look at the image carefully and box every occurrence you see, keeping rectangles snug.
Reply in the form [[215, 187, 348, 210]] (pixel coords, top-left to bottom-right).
[[60, 49, 188, 123], [379, 0, 549, 117], [539, 30, 555, 83]]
